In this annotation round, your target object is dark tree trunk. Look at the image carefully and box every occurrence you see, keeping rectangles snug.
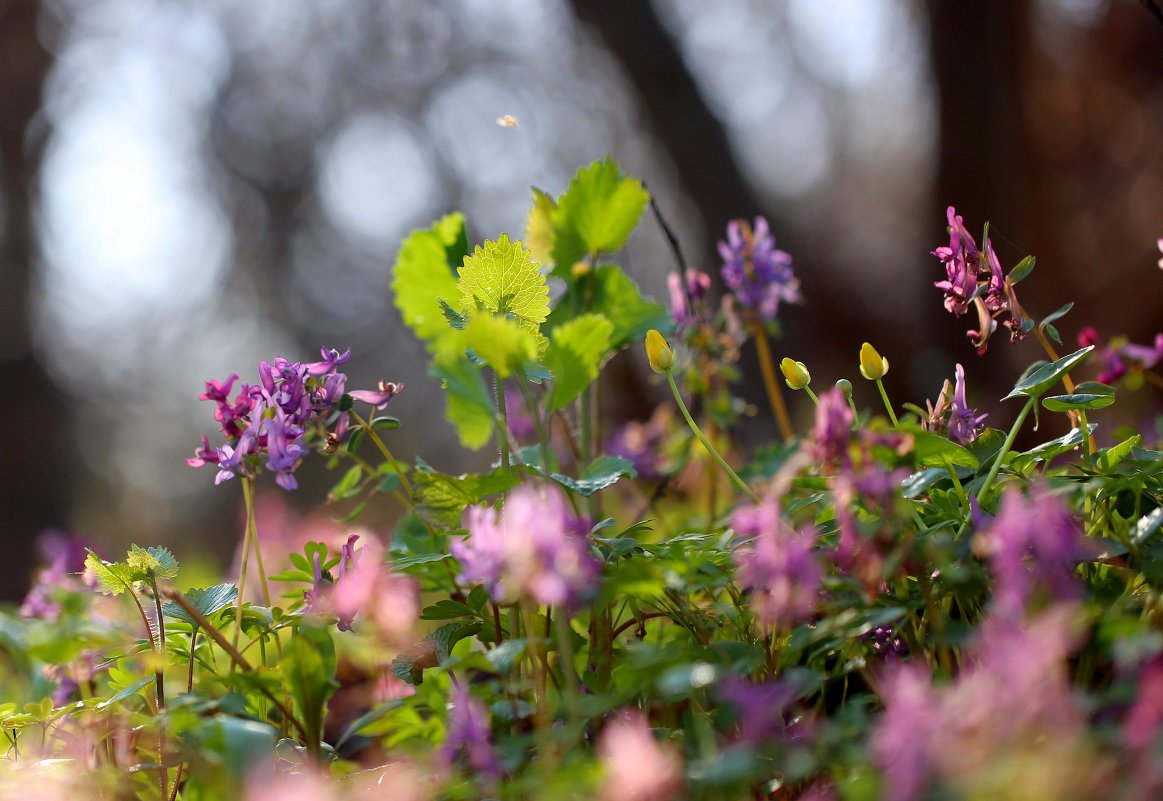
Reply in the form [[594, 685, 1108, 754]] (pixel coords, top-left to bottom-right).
[[0, 0, 72, 599]]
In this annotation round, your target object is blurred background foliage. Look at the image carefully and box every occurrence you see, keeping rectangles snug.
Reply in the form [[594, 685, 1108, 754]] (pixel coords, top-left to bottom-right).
[[1, 0, 1161, 598]]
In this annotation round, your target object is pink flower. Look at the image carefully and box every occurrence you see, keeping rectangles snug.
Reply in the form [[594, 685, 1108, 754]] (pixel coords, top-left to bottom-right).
[[597, 711, 683, 801]]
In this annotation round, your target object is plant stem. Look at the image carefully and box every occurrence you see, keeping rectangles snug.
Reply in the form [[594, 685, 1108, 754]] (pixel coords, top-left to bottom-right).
[[957, 396, 1035, 538], [494, 373, 510, 471], [517, 376, 552, 473], [750, 320, 795, 441], [666, 370, 761, 504], [233, 481, 255, 666], [875, 378, 900, 427], [348, 408, 413, 496], [554, 612, 582, 730], [804, 386, 820, 406], [241, 477, 271, 609]]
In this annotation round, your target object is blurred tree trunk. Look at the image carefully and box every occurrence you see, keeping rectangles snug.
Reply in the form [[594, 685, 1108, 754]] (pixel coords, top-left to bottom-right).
[[0, 0, 71, 599], [567, 0, 766, 253]]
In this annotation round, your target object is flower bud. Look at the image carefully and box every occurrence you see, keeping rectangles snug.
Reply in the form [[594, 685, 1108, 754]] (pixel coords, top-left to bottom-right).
[[571, 260, 591, 278], [780, 357, 811, 390], [859, 342, 889, 381], [645, 329, 674, 373], [835, 378, 853, 399]]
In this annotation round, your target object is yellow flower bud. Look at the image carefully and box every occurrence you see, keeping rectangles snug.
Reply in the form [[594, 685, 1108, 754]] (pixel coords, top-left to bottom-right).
[[859, 342, 889, 380], [645, 329, 674, 373], [779, 357, 811, 390], [571, 260, 591, 278]]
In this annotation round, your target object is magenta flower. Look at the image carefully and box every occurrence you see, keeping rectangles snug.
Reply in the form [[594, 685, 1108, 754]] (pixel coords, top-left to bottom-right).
[[871, 663, 940, 801], [667, 268, 712, 326], [719, 216, 800, 320], [1158, 237, 1163, 270], [452, 485, 599, 607], [303, 346, 351, 377]]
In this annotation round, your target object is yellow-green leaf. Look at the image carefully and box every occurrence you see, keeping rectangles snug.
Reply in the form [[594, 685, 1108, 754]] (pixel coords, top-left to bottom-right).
[[544, 313, 614, 410], [524, 187, 557, 266], [458, 234, 549, 329], [465, 313, 539, 379], [392, 213, 467, 345], [551, 158, 649, 275]]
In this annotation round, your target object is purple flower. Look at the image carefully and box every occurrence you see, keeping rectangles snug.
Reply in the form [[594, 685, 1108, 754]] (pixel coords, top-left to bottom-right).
[[606, 407, 671, 481], [734, 524, 822, 632], [452, 485, 599, 608], [872, 663, 940, 801], [809, 388, 855, 464], [974, 487, 1082, 616], [1119, 333, 1163, 370], [667, 268, 712, 326], [719, 217, 800, 320], [348, 380, 405, 410], [442, 683, 501, 779], [21, 530, 89, 621], [946, 363, 987, 445], [716, 677, 800, 744], [304, 346, 351, 377]]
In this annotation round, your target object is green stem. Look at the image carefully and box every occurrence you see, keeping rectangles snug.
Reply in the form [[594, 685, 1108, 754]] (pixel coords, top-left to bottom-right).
[[517, 376, 552, 473], [241, 477, 272, 609], [804, 386, 820, 406], [348, 409, 413, 496], [875, 378, 899, 427], [554, 613, 581, 729], [666, 370, 761, 504], [957, 396, 1035, 537], [494, 372, 510, 471], [232, 480, 255, 667], [944, 458, 968, 509]]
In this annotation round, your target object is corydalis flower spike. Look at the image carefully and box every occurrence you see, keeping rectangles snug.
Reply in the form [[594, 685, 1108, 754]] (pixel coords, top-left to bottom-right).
[[719, 216, 801, 320]]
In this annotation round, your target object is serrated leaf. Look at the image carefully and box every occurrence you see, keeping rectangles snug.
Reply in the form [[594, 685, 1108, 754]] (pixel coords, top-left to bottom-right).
[[524, 187, 556, 266], [392, 213, 467, 345], [544, 313, 614, 410], [162, 584, 239, 626], [550, 158, 648, 273], [458, 234, 549, 330], [1042, 382, 1115, 412], [412, 469, 520, 529], [421, 600, 476, 621], [550, 455, 637, 497], [1002, 346, 1093, 400], [1009, 254, 1035, 284], [84, 551, 138, 596], [438, 298, 467, 330], [464, 313, 540, 378]]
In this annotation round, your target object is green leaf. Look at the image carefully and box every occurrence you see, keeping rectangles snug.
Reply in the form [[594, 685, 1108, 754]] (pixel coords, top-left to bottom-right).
[[549, 455, 637, 497], [84, 551, 138, 596], [457, 234, 549, 330], [420, 600, 477, 621], [438, 298, 467, 330], [1039, 301, 1073, 330], [548, 263, 670, 348], [329, 465, 363, 501], [524, 187, 556, 266], [412, 469, 520, 529], [1133, 507, 1163, 545], [391, 552, 452, 570], [1044, 323, 1062, 345], [1013, 424, 1097, 468], [283, 624, 338, 754], [544, 313, 614, 410], [1002, 346, 1093, 400], [392, 213, 467, 345], [903, 427, 980, 469], [1042, 382, 1115, 412], [162, 584, 239, 626], [430, 352, 494, 449], [1009, 255, 1036, 284], [333, 700, 405, 751], [551, 158, 648, 273], [391, 620, 482, 685], [1096, 434, 1142, 473], [464, 313, 540, 378], [95, 675, 156, 710]]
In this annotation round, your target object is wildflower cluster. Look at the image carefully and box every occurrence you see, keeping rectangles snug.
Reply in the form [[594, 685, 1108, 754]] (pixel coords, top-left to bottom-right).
[[8, 159, 1163, 801]]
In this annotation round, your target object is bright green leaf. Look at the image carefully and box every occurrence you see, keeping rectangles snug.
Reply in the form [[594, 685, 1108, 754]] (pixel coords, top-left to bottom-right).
[[84, 551, 138, 596], [1009, 254, 1036, 284], [392, 213, 467, 345], [544, 313, 614, 410], [464, 313, 540, 378], [430, 351, 494, 449], [547, 263, 670, 348], [903, 427, 980, 469], [524, 187, 556, 266], [163, 584, 239, 626], [551, 158, 649, 273], [457, 234, 549, 330]]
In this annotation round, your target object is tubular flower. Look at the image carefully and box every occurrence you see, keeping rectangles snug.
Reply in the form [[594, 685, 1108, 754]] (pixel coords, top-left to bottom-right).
[[927, 363, 988, 445], [645, 329, 674, 373], [718, 216, 800, 320], [859, 342, 889, 380]]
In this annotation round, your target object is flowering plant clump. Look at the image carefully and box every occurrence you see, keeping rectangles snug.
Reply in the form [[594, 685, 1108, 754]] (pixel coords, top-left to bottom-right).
[[7, 157, 1163, 801]]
